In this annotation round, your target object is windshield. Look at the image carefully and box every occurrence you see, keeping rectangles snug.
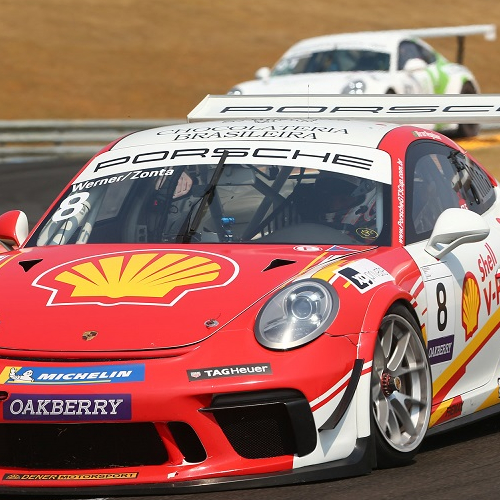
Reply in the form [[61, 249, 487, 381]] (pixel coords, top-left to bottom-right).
[[27, 161, 391, 247], [271, 49, 391, 76]]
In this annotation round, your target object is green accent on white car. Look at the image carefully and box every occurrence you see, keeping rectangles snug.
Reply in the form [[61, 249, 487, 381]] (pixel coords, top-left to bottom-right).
[[426, 54, 451, 94]]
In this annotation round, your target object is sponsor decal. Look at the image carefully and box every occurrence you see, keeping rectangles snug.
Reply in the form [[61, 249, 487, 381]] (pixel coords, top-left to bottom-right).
[[157, 123, 352, 141], [478, 242, 498, 282], [475, 243, 500, 316], [75, 142, 391, 186], [0, 364, 145, 385], [218, 104, 497, 115], [187, 363, 272, 381], [462, 272, 481, 340], [32, 249, 238, 307], [3, 394, 131, 421], [3, 472, 139, 481], [396, 158, 405, 244], [336, 259, 393, 293], [428, 335, 454, 365], [432, 396, 464, 426], [412, 130, 442, 141], [92, 147, 375, 173]]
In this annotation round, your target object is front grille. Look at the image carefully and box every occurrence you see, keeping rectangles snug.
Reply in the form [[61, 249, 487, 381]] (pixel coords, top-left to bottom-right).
[[0, 422, 168, 469], [168, 421, 207, 463], [207, 389, 317, 459], [214, 403, 296, 459]]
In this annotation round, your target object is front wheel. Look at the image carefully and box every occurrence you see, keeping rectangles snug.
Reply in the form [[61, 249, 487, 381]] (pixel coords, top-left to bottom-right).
[[371, 304, 432, 468]]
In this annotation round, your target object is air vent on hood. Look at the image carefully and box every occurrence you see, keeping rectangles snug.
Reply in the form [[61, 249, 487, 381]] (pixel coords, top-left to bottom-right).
[[19, 259, 43, 272], [263, 259, 296, 272]]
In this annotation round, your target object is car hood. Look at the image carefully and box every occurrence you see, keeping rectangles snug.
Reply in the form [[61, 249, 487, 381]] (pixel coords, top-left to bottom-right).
[[234, 72, 389, 94], [0, 244, 365, 356]]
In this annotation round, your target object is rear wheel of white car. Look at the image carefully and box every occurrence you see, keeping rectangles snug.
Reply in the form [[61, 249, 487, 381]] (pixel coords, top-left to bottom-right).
[[371, 304, 432, 468], [457, 82, 480, 138]]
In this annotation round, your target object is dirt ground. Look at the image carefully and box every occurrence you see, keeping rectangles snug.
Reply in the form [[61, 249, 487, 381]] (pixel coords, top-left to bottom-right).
[[0, 0, 499, 120]]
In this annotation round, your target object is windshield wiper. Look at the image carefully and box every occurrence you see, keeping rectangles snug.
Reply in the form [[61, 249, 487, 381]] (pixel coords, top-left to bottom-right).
[[176, 150, 230, 243]]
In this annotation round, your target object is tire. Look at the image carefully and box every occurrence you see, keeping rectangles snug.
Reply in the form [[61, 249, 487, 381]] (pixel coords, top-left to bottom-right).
[[371, 304, 432, 468], [457, 82, 480, 138]]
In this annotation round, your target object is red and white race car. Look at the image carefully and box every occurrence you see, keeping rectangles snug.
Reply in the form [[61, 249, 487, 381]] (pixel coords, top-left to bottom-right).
[[0, 94, 500, 495]]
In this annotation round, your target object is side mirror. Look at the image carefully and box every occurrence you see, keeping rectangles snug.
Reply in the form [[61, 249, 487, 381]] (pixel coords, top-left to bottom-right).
[[425, 208, 489, 259], [403, 58, 427, 72], [255, 67, 271, 80], [0, 210, 29, 249]]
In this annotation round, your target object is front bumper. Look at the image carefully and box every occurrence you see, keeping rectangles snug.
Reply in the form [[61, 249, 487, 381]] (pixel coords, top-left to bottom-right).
[[0, 437, 372, 496], [0, 331, 375, 493]]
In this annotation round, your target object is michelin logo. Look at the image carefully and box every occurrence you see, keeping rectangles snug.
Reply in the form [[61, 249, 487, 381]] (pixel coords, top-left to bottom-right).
[[9, 368, 34, 382], [1, 364, 145, 385]]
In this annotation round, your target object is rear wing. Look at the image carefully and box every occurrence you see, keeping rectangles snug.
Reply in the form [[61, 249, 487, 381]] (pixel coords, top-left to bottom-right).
[[406, 24, 496, 41], [404, 24, 496, 64], [188, 94, 500, 124]]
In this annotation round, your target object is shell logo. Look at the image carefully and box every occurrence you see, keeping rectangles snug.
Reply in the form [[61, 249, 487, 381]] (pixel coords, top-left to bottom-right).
[[462, 272, 480, 340], [33, 250, 238, 307]]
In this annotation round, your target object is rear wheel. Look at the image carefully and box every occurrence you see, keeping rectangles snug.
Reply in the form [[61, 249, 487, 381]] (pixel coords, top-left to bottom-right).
[[371, 304, 432, 467], [457, 82, 480, 138]]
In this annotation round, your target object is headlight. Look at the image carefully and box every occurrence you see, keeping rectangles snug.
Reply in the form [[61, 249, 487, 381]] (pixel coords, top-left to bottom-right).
[[255, 279, 339, 350], [227, 88, 242, 95], [341, 80, 366, 94]]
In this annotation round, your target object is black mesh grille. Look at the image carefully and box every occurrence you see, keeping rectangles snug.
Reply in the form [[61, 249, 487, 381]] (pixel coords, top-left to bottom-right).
[[214, 403, 296, 459], [168, 421, 207, 463], [0, 422, 168, 469]]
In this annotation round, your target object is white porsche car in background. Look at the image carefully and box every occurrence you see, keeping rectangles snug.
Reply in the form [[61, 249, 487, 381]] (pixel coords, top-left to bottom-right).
[[228, 25, 496, 137]]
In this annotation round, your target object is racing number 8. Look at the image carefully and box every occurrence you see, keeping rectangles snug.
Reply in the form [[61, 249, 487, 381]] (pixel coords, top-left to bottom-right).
[[52, 192, 90, 222], [436, 282, 447, 331]]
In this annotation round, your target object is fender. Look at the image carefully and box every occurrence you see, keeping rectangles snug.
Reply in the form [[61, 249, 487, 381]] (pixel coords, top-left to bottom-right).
[[444, 68, 479, 94], [357, 284, 417, 364], [361, 283, 415, 333]]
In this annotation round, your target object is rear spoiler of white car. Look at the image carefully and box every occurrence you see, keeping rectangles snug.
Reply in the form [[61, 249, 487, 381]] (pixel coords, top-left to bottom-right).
[[406, 24, 496, 41], [405, 24, 496, 64], [188, 94, 500, 124]]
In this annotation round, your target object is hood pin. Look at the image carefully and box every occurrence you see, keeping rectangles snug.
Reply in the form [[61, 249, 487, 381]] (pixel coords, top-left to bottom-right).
[[204, 319, 219, 328]]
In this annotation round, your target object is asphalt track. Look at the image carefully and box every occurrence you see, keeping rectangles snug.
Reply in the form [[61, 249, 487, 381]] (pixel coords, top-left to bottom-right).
[[2, 152, 500, 500]]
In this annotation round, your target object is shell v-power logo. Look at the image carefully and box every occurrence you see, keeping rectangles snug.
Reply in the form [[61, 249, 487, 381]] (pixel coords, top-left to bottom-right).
[[32, 250, 238, 306]]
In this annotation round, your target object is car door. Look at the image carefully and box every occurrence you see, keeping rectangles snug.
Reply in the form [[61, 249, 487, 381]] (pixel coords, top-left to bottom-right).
[[403, 140, 500, 398]]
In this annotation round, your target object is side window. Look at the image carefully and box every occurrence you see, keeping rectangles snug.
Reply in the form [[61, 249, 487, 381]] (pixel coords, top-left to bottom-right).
[[416, 43, 436, 64], [447, 151, 496, 215], [405, 141, 462, 243], [398, 41, 422, 70]]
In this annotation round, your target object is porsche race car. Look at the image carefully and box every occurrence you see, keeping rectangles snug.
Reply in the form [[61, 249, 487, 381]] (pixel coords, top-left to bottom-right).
[[228, 24, 496, 137], [1, 94, 500, 495]]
